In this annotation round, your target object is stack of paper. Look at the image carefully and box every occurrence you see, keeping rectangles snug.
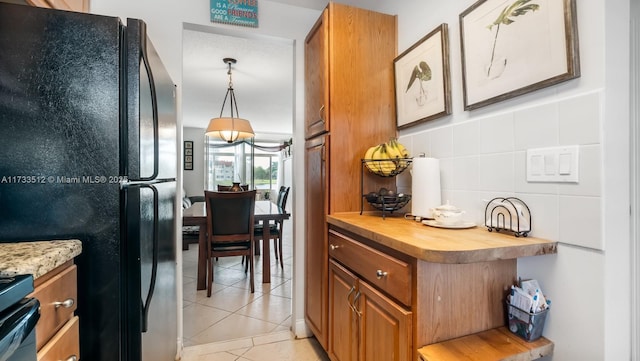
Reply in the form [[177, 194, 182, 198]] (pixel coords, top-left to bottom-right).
[[508, 279, 549, 313]]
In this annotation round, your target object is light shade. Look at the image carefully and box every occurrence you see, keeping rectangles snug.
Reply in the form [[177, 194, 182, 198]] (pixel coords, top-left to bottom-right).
[[205, 116, 254, 143]]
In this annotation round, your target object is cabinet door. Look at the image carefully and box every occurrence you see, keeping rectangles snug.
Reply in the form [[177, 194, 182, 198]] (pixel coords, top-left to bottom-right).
[[329, 260, 358, 361], [358, 280, 412, 361], [304, 8, 329, 139], [305, 135, 329, 348]]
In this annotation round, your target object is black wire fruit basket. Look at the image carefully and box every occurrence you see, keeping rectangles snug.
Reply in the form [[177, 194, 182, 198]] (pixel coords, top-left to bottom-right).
[[362, 158, 413, 177], [364, 192, 412, 213]]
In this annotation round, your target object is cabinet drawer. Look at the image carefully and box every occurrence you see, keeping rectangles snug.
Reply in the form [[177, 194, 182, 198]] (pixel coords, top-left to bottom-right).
[[328, 230, 412, 306], [37, 316, 80, 361], [30, 265, 77, 350]]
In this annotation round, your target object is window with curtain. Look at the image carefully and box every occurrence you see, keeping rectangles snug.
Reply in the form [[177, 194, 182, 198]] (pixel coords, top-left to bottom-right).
[[204, 138, 288, 199]]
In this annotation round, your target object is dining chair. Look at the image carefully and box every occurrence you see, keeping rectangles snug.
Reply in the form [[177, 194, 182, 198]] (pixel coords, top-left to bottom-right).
[[204, 189, 257, 295], [253, 186, 290, 268]]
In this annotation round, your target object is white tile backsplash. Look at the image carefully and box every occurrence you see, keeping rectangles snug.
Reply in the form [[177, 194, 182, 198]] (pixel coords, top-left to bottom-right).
[[478, 153, 515, 192], [452, 121, 479, 156], [479, 112, 515, 154], [516, 194, 559, 241], [514, 103, 559, 150], [429, 126, 453, 158], [398, 93, 602, 251], [451, 156, 479, 191], [559, 92, 601, 145], [559, 196, 603, 250]]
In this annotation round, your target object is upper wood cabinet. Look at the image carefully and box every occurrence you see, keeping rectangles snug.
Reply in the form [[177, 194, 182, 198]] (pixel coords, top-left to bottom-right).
[[304, 9, 329, 139], [26, 0, 89, 13]]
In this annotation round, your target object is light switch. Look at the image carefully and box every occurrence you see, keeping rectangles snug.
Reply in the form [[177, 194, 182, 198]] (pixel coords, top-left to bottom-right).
[[544, 154, 556, 175], [558, 153, 572, 175], [530, 155, 543, 175], [526, 145, 579, 183]]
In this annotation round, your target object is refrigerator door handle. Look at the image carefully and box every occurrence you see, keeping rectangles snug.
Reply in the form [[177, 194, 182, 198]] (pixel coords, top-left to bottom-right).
[[136, 34, 160, 182], [140, 183, 159, 333]]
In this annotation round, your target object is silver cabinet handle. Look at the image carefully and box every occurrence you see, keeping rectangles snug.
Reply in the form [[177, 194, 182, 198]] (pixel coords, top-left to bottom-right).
[[53, 298, 75, 309], [346, 285, 357, 313], [330, 244, 340, 251], [376, 270, 388, 279], [60, 356, 78, 361], [319, 104, 325, 123], [353, 291, 362, 317]]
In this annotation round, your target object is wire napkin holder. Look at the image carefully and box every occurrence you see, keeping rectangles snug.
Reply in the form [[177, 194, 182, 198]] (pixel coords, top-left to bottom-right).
[[484, 197, 531, 237]]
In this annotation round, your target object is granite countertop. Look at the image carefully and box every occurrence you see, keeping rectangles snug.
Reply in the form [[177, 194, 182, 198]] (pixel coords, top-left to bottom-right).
[[0, 240, 82, 279], [327, 212, 557, 263]]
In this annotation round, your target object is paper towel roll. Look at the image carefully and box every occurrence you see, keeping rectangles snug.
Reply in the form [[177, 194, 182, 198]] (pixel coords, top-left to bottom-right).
[[411, 157, 441, 219]]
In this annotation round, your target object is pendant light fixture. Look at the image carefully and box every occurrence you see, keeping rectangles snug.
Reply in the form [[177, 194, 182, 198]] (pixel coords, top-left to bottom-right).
[[205, 58, 254, 143]]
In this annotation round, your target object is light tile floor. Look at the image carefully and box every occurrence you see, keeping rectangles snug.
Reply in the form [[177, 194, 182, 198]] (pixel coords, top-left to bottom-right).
[[181, 217, 329, 360]]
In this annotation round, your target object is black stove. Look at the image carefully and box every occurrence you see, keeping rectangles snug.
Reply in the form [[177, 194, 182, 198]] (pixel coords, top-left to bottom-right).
[[0, 275, 33, 311], [0, 274, 39, 361]]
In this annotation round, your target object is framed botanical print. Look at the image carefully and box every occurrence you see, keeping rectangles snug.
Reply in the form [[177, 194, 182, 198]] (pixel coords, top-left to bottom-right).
[[394, 23, 452, 129], [460, 0, 580, 110]]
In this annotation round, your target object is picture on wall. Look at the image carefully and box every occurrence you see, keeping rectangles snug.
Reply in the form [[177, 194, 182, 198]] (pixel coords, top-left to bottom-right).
[[184, 141, 193, 171], [459, 0, 580, 110], [394, 23, 452, 129]]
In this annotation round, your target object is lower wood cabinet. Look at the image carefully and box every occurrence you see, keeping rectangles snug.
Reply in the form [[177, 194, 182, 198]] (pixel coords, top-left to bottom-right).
[[29, 261, 80, 361], [327, 226, 518, 360], [329, 260, 412, 361]]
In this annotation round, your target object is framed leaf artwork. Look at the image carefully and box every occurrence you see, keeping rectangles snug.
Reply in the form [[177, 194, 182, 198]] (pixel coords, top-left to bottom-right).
[[394, 23, 452, 130], [460, 0, 580, 110]]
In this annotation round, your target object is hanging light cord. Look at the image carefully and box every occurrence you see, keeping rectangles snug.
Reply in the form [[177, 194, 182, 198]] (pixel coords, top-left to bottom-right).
[[219, 60, 241, 119]]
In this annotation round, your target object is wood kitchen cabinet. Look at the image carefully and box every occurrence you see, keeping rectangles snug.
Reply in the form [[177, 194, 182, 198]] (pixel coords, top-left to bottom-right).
[[30, 260, 80, 361], [328, 225, 521, 361], [304, 3, 397, 349], [24, 0, 89, 12], [329, 260, 412, 361]]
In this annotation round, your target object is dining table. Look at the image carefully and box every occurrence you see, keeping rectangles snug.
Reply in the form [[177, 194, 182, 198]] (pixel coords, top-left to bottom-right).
[[183, 199, 290, 290]]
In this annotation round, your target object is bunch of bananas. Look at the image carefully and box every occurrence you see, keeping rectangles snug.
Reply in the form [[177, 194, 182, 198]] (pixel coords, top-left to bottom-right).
[[364, 139, 410, 176]]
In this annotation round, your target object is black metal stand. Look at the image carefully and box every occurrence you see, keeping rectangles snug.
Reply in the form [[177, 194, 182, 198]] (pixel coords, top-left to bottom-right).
[[484, 197, 531, 237]]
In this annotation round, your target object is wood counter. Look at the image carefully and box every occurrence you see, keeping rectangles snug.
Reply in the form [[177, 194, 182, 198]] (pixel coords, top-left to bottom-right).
[[327, 212, 557, 263]]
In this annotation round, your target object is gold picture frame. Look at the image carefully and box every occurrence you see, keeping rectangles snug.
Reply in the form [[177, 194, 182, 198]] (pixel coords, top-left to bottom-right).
[[460, 0, 580, 110]]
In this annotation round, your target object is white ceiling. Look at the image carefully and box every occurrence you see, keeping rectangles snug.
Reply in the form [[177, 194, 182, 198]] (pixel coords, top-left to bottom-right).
[[181, 0, 329, 142]]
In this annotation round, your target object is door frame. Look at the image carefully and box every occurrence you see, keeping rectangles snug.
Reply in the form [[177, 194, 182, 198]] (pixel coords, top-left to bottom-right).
[[631, 0, 640, 358]]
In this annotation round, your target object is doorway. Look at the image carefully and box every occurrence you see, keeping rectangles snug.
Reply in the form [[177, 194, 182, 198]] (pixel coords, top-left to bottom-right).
[[180, 23, 295, 347]]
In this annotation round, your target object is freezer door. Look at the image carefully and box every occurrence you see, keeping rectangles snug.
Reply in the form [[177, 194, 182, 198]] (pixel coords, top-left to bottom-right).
[[123, 181, 176, 361], [125, 18, 177, 182]]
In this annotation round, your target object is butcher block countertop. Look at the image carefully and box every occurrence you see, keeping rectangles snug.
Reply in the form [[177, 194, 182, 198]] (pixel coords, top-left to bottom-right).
[[0, 240, 82, 279], [327, 213, 557, 263]]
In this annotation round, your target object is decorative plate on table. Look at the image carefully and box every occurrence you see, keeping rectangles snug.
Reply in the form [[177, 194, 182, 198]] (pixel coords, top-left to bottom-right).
[[422, 220, 476, 229]]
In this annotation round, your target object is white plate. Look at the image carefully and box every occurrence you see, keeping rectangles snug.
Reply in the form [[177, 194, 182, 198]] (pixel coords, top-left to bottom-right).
[[422, 220, 476, 229]]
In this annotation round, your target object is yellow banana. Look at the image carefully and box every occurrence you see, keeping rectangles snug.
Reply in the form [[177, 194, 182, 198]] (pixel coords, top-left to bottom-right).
[[377, 144, 396, 176], [364, 144, 381, 173], [387, 139, 409, 168], [385, 140, 402, 159]]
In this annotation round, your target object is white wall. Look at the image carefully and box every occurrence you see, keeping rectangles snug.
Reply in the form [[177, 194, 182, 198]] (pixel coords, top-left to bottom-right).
[[359, 0, 630, 360]]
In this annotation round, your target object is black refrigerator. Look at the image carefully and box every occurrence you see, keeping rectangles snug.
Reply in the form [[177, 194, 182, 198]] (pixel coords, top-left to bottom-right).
[[0, 3, 178, 361]]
